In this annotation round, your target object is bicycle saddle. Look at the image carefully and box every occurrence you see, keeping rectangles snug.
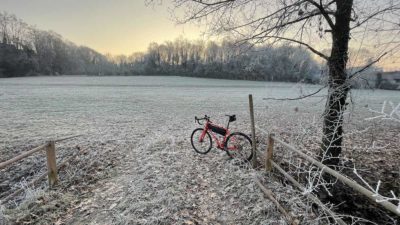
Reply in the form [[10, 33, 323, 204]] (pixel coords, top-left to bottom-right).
[[225, 114, 236, 122]]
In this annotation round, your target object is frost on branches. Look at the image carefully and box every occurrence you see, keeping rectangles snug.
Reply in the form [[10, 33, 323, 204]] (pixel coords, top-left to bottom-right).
[[365, 101, 400, 123]]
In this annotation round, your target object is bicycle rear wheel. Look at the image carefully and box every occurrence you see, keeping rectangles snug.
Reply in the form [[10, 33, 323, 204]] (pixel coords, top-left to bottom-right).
[[225, 132, 253, 161], [190, 128, 212, 154]]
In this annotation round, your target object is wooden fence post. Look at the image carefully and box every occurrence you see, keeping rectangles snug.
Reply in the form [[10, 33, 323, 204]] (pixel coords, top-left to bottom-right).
[[46, 140, 58, 187], [266, 133, 275, 171], [249, 94, 257, 168]]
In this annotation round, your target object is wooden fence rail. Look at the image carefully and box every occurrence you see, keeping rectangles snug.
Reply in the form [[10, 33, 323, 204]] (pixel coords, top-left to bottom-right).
[[269, 160, 347, 225], [255, 127, 400, 217], [1, 145, 87, 203], [0, 134, 83, 191], [0, 144, 48, 170]]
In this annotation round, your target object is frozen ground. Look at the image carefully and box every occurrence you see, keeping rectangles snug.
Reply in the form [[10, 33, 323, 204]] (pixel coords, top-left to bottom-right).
[[0, 76, 399, 224]]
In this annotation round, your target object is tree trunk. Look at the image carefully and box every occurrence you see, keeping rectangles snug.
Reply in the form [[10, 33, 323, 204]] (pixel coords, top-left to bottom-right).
[[320, 0, 353, 167]]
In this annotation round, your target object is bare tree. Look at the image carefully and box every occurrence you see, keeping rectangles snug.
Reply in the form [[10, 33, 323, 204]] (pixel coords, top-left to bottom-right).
[[153, 0, 400, 166]]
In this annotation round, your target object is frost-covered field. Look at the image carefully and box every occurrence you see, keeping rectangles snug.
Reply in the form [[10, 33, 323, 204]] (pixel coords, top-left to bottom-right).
[[0, 76, 399, 224], [1, 76, 397, 149], [0, 76, 324, 154]]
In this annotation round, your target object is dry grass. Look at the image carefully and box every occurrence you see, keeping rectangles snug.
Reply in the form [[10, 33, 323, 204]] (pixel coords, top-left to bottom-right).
[[1, 77, 398, 224]]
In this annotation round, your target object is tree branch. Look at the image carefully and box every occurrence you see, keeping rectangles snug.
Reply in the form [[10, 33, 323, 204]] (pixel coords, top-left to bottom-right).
[[190, 0, 235, 6], [263, 85, 327, 101], [263, 35, 329, 60], [351, 5, 400, 30], [348, 52, 388, 80], [305, 0, 335, 29]]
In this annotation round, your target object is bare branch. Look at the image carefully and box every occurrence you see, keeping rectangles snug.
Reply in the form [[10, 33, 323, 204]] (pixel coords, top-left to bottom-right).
[[263, 85, 327, 101], [262, 35, 329, 60], [305, 0, 335, 29], [190, 0, 235, 6], [351, 5, 400, 30], [348, 52, 388, 80]]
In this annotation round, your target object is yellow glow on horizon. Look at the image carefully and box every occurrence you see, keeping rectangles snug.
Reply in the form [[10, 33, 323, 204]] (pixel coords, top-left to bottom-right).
[[1, 0, 204, 55], [1, 0, 398, 70]]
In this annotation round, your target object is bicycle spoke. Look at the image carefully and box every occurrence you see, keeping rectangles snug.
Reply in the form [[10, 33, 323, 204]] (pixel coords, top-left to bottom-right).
[[225, 133, 252, 161]]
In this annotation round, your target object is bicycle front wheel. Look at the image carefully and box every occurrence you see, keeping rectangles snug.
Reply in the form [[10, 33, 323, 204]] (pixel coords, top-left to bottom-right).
[[225, 132, 253, 161], [190, 128, 212, 154]]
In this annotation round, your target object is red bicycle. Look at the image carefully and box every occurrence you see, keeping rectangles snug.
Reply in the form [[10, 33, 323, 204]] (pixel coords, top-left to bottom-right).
[[190, 115, 253, 161]]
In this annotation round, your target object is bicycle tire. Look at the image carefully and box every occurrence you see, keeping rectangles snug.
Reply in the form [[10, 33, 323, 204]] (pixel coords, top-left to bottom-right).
[[190, 128, 212, 154], [225, 132, 253, 161]]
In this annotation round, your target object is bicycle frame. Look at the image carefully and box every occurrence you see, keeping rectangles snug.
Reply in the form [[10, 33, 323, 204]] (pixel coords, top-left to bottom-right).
[[199, 120, 236, 150]]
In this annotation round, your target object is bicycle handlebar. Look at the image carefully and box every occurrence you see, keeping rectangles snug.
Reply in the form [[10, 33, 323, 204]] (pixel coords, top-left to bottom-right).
[[195, 115, 210, 125]]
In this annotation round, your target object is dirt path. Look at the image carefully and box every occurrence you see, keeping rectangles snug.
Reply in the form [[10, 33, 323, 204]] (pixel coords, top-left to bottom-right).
[[55, 123, 301, 225]]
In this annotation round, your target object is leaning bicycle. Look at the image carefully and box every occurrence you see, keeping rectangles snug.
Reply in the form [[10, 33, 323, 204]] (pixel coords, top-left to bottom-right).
[[190, 114, 253, 161]]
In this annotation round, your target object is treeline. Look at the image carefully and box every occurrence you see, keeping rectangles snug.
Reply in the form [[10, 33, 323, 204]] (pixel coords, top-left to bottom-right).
[[1, 11, 320, 82], [0, 11, 115, 77], [112, 39, 320, 82]]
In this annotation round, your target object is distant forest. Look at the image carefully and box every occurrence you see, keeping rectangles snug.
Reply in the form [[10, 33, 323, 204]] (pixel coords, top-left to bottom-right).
[[0, 12, 320, 82], [0, 12, 115, 77]]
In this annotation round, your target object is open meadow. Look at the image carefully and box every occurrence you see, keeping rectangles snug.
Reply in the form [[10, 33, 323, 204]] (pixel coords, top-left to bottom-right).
[[1, 76, 399, 224]]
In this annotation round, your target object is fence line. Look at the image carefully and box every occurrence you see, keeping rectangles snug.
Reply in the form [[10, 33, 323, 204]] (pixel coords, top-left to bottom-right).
[[269, 160, 347, 225], [248, 94, 257, 168], [254, 126, 400, 217], [1, 145, 87, 203], [0, 135, 83, 171], [0, 135, 83, 200], [248, 97, 399, 221], [270, 134, 400, 217], [255, 178, 300, 225], [0, 144, 48, 170], [253, 141, 346, 225], [54, 134, 83, 142]]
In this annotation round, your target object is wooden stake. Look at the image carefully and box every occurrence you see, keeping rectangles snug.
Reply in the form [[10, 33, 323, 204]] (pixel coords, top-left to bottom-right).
[[249, 94, 257, 168], [266, 133, 275, 171], [0, 134, 81, 171], [2, 146, 88, 202], [46, 140, 58, 187]]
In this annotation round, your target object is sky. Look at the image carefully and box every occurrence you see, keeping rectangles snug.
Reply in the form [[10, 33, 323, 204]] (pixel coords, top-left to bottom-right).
[[1, 0, 203, 55], [1, 0, 398, 70]]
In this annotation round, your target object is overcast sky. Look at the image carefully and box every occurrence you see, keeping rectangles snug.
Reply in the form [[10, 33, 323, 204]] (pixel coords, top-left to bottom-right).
[[1, 0, 202, 55]]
